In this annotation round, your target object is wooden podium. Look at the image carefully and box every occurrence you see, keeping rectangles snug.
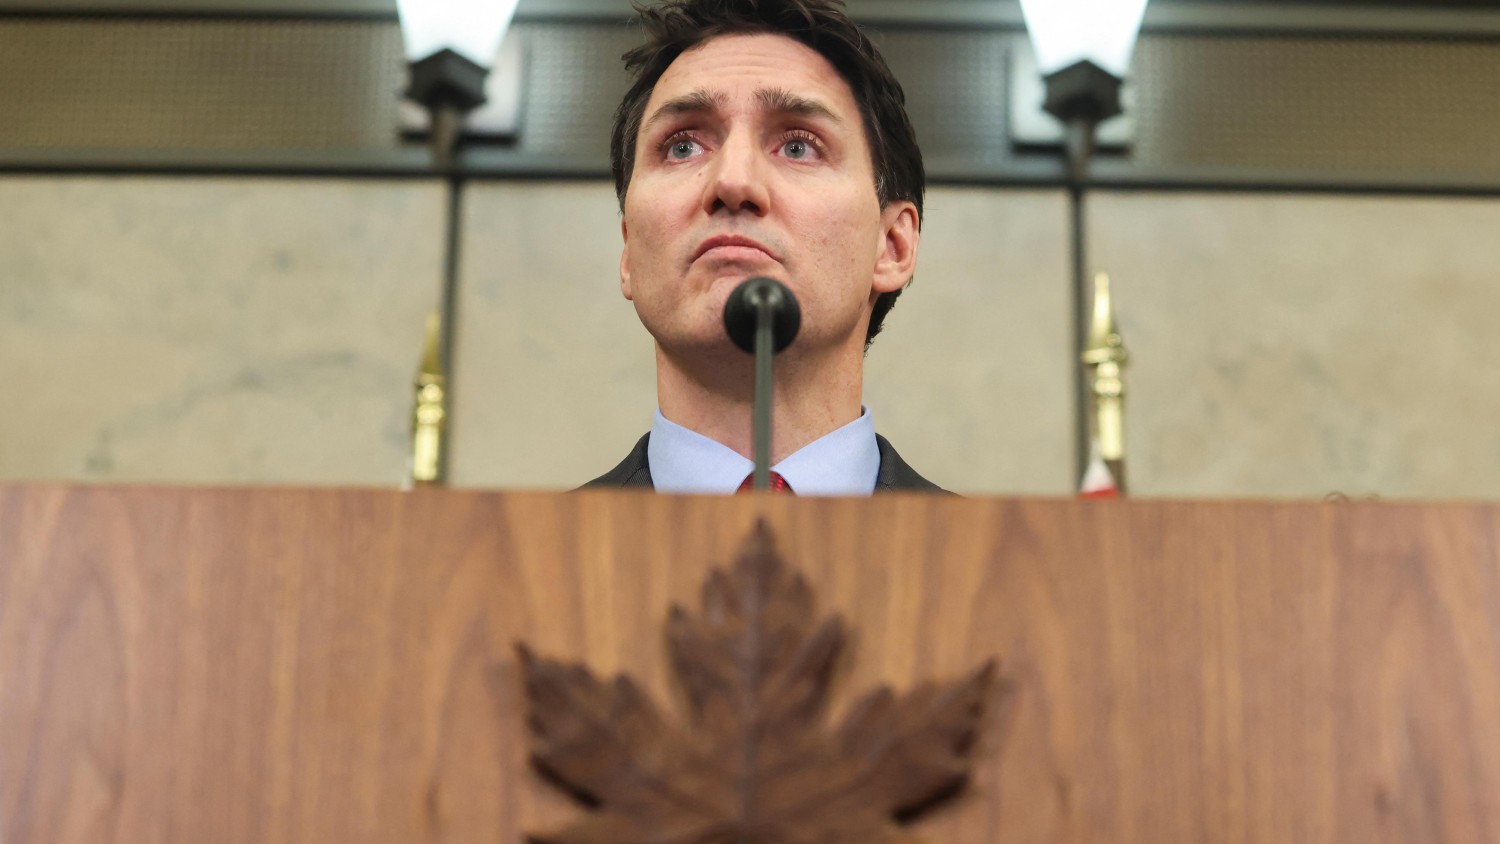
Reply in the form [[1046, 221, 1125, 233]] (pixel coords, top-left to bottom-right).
[[3, 484, 1498, 842]]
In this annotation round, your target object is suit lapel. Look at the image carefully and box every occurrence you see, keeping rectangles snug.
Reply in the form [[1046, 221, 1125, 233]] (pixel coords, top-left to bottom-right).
[[582, 433, 653, 489]]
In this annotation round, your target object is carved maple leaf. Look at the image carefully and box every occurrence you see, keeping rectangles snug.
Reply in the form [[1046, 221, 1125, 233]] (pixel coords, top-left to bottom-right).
[[517, 520, 997, 844]]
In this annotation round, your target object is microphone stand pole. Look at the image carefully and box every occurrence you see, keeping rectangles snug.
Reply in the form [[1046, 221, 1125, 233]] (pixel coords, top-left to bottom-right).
[[752, 291, 776, 491], [726, 277, 798, 492]]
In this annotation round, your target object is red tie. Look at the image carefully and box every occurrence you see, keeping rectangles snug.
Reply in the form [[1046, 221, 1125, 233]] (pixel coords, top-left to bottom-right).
[[737, 471, 795, 494]]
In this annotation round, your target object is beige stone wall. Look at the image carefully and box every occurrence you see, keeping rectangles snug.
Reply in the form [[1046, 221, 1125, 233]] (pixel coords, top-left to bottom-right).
[[4, 176, 1498, 499], [450, 182, 659, 491], [861, 188, 1072, 495], [1090, 191, 1500, 500], [0, 176, 444, 486]]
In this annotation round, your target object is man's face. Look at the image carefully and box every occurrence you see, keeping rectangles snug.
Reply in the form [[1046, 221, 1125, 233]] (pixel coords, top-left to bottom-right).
[[620, 33, 917, 360]]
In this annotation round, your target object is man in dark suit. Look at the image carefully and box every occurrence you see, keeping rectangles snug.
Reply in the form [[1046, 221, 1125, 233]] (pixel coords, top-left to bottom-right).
[[585, 0, 945, 495]]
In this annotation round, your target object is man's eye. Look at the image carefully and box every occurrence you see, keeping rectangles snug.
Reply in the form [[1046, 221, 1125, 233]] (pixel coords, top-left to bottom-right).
[[781, 138, 817, 160], [667, 138, 702, 160]]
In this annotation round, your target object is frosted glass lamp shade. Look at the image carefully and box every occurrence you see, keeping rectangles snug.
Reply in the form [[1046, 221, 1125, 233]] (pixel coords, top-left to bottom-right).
[[396, 0, 522, 68], [1018, 0, 1149, 77]]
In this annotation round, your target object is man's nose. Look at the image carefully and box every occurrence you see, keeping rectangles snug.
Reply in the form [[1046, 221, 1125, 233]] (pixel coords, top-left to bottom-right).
[[702, 133, 770, 216]]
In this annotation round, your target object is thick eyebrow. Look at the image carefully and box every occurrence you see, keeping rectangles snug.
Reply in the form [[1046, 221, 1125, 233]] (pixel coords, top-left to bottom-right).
[[641, 87, 844, 136], [755, 87, 843, 125], [642, 89, 726, 135]]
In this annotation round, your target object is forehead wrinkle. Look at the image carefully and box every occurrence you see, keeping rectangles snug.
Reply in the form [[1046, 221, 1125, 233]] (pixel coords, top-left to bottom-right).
[[755, 87, 843, 124]]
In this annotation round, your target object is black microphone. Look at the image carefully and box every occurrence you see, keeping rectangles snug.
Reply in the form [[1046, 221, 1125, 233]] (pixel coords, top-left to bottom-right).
[[722, 277, 801, 491], [723, 277, 801, 355]]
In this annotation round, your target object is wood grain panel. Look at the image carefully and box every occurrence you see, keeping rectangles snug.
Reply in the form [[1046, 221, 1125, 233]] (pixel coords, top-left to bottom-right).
[[1, 485, 1497, 842]]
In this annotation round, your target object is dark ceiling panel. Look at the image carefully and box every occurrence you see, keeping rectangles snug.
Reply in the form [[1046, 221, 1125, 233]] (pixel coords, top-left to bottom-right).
[[2, 0, 1500, 193], [3, 0, 1500, 19]]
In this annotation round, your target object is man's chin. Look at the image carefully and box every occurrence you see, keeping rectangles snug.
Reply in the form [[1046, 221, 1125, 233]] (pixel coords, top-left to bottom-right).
[[656, 330, 744, 359]]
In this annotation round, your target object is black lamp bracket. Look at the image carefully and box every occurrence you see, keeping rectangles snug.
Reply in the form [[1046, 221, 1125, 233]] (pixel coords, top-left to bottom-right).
[[406, 48, 491, 113], [1041, 59, 1124, 124]]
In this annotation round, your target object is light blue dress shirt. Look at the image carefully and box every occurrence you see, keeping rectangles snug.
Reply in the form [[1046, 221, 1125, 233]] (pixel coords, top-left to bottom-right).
[[647, 407, 880, 496]]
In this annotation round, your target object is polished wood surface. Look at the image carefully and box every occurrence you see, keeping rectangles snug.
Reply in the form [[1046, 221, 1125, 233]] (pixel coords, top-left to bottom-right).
[[2, 485, 1498, 842]]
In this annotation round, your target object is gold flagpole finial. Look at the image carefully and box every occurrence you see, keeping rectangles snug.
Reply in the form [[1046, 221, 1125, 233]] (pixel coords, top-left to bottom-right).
[[1081, 273, 1128, 492], [410, 311, 448, 486]]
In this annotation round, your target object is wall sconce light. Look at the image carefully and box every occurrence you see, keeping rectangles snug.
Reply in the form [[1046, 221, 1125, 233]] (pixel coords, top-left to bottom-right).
[[396, 0, 525, 165], [1008, 36, 1134, 152], [1018, 0, 1148, 173]]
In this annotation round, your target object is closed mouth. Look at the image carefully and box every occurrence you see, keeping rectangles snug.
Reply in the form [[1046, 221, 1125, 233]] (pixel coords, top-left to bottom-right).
[[693, 235, 778, 263]]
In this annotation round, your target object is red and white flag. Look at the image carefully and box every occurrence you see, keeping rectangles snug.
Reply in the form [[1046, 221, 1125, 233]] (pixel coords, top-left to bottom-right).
[[1078, 442, 1120, 499]]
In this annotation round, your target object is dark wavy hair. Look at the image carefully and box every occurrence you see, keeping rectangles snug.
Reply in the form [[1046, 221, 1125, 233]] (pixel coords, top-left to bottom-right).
[[610, 0, 925, 349]]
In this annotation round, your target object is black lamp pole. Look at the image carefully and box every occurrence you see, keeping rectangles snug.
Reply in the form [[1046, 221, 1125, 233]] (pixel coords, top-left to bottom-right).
[[1041, 59, 1124, 486], [406, 48, 490, 484]]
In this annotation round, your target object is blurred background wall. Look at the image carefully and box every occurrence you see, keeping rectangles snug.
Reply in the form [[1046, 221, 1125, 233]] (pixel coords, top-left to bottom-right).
[[3, 0, 1498, 498]]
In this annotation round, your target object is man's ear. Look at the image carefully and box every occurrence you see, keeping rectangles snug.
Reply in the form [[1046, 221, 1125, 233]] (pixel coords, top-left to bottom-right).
[[619, 218, 634, 301], [872, 201, 919, 296]]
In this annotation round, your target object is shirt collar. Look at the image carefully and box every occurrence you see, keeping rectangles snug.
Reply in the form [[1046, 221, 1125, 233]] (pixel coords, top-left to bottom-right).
[[647, 407, 879, 497]]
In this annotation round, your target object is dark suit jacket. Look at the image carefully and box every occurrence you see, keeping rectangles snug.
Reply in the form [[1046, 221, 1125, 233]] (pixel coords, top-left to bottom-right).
[[582, 433, 950, 493]]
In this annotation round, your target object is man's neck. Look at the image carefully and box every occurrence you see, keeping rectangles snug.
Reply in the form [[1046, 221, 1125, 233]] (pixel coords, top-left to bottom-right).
[[655, 343, 864, 464]]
